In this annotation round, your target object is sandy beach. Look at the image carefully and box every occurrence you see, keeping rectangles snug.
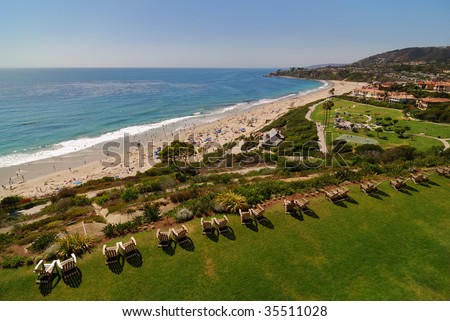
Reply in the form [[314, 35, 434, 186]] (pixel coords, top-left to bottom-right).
[[0, 80, 360, 198]]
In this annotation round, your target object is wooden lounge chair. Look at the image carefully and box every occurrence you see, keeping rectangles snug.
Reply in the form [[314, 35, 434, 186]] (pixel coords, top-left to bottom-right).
[[33, 259, 57, 284], [324, 188, 340, 202], [171, 225, 189, 244], [156, 229, 172, 247], [102, 242, 120, 265], [411, 173, 429, 184], [337, 187, 349, 199], [57, 253, 78, 279], [119, 237, 137, 257], [294, 198, 310, 210], [360, 182, 375, 194], [390, 177, 407, 190], [250, 205, 267, 222], [213, 215, 229, 234], [284, 199, 297, 214], [239, 209, 252, 225], [436, 167, 449, 177], [200, 217, 214, 235]]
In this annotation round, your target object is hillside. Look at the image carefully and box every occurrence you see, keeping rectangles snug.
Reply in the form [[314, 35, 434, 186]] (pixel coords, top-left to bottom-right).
[[270, 46, 450, 82], [353, 46, 450, 67]]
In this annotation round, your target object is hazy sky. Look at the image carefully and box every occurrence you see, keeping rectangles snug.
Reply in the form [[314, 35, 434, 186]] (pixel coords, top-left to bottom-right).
[[0, 0, 449, 68]]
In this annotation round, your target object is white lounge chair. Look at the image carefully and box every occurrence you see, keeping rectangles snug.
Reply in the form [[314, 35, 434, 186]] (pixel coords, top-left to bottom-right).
[[102, 242, 120, 265], [239, 209, 252, 225], [171, 225, 189, 244], [33, 259, 57, 284], [250, 205, 268, 222], [213, 215, 229, 234], [119, 237, 137, 256], [200, 218, 214, 235], [156, 229, 172, 247], [57, 253, 78, 278]]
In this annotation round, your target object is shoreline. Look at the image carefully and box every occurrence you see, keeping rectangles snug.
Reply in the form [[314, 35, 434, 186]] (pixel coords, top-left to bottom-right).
[[0, 80, 360, 198]]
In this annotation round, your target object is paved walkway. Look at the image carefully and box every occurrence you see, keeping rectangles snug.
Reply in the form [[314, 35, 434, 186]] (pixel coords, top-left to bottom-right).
[[305, 102, 328, 154], [415, 134, 450, 150]]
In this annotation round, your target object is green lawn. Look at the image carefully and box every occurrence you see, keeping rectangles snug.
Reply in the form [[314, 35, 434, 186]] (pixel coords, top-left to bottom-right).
[[326, 128, 443, 151], [1, 175, 449, 301], [312, 98, 450, 150]]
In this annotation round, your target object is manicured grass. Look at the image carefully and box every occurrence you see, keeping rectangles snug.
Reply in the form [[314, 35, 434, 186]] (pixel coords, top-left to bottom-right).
[[312, 98, 450, 150], [1, 175, 449, 301], [325, 128, 443, 151]]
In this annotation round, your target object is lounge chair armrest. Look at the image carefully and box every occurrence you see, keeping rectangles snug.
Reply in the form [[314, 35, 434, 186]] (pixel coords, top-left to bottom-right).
[[48, 260, 57, 271], [56, 259, 63, 269], [130, 236, 136, 246], [182, 225, 188, 233], [102, 244, 107, 255], [257, 205, 264, 211], [223, 215, 228, 222], [33, 260, 44, 272], [70, 253, 77, 264], [118, 242, 125, 251], [170, 228, 177, 237], [156, 229, 161, 238]]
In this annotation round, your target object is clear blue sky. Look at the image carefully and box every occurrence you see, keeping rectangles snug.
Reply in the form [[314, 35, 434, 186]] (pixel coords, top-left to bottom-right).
[[0, 0, 449, 68]]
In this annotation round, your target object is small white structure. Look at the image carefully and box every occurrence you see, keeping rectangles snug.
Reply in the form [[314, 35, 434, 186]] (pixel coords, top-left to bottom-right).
[[261, 128, 284, 148]]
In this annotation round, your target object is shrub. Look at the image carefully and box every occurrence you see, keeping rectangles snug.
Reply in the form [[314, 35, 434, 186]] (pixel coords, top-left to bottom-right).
[[121, 187, 139, 202], [138, 179, 162, 193], [71, 195, 91, 206], [42, 197, 73, 214], [215, 191, 248, 214], [159, 176, 177, 190], [94, 193, 110, 206], [0, 195, 23, 207], [102, 221, 139, 238], [43, 243, 60, 261], [235, 185, 265, 206], [143, 203, 161, 223], [57, 187, 77, 199], [184, 193, 217, 216], [56, 233, 94, 258], [174, 208, 194, 223], [169, 189, 197, 203], [1, 255, 26, 269], [27, 232, 57, 253], [84, 215, 107, 224], [0, 233, 14, 251]]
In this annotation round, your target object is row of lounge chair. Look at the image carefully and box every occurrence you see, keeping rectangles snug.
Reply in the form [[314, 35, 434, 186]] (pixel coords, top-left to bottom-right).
[[103, 237, 138, 265], [33, 253, 78, 284]]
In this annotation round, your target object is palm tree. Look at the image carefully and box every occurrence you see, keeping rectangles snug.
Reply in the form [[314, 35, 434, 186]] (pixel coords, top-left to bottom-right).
[[322, 100, 335, 126]]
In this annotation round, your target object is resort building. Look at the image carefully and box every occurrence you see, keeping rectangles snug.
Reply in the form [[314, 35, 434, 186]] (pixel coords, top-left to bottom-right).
[[387, 92, 415, 103], [415, 97, 450, 110], [416, 81, 450, 93], [351, 87, 385, 101]]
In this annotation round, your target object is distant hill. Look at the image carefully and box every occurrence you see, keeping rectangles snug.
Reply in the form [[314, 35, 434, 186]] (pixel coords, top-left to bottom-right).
[[304, 63, 347, 69], [353, 46, 450, 67], [269, 46, 450, 82]]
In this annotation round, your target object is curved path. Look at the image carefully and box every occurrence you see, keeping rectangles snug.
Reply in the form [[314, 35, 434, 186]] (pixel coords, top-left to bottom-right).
[[414, 134, 450, 150], [306, 102, 328, 154]]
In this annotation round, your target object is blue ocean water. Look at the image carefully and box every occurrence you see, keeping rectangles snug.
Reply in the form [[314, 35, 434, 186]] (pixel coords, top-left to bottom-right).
[[0, 68, 323, 167]]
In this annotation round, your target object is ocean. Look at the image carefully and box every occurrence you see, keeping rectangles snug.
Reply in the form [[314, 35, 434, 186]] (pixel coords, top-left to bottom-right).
[[0, 68, 324, 168]]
